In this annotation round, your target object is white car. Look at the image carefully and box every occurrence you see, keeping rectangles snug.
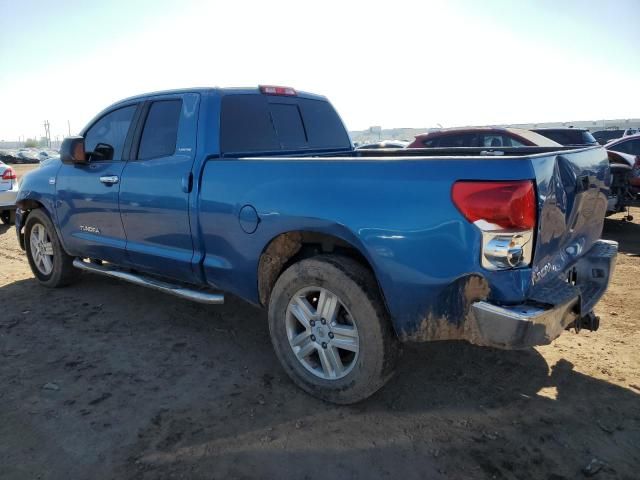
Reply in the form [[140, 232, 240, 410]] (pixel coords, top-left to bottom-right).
[[0, 161, 18, 224]]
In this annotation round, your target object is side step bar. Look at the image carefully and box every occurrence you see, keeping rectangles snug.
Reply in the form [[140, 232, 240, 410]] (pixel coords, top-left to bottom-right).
[[72, 259, 224, 305]]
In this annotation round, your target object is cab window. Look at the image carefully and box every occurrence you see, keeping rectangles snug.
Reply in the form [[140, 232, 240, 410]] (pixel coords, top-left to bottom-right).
[[84, 105, 136, 161], [138, 100, 183, 160]]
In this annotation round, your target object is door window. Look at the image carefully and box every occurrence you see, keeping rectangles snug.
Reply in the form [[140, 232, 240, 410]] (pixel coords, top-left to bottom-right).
[[611, 139, 640, 156], [84, 105, 136, 161], [138, 100, 183, 160], [481, 134, 526, 147], [436, 133, 478, 147]]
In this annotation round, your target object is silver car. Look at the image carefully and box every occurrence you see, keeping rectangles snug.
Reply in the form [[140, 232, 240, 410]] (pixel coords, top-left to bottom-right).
[[0, 161, 18, 224]]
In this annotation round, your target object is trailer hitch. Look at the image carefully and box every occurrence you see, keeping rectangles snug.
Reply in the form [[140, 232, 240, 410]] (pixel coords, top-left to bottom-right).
[[567, 311, 600, 333]]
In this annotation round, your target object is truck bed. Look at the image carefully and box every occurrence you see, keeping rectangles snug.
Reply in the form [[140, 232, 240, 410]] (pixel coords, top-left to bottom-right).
[[198, 145, 610, 340]]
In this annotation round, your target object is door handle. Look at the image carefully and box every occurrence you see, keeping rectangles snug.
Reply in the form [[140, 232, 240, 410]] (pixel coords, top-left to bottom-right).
[[99, 175, 119, 185]]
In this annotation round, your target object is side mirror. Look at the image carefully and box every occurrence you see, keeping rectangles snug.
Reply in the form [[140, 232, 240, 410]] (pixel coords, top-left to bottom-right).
[[60, 136, 88, 165]]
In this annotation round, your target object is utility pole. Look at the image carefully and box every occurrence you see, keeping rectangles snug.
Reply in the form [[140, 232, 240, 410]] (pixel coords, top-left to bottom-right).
[[43, 120, 51, 148], [67, 120, 71, 137]]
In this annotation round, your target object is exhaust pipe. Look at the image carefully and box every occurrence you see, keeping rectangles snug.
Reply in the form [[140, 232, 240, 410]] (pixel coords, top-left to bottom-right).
[[567, 311, 600, 333]]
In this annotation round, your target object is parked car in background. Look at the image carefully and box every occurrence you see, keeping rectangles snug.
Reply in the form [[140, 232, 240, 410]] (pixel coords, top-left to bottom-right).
[[623, 127, 639, 137], [39, 155, 60, 167], [607, 134, 640, 157], [531, 128, 598, 147], [407, 127, 561, 149], [355, 140, 408, 149], [597, 133, 640, 219], [605, 134, 640, 205], [606, 149, 638, 220], [38, 151, 52, 162], [0, 161, 18, 224], [408, 126, 630, 218], [592, 129, 625, 145]]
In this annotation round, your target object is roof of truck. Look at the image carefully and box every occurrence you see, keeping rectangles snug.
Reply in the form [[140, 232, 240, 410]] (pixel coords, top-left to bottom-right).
[[110, 86, 327, 107]]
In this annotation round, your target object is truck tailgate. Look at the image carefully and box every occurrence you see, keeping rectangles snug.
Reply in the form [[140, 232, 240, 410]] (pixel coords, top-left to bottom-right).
[[530, 146, 610, 286]]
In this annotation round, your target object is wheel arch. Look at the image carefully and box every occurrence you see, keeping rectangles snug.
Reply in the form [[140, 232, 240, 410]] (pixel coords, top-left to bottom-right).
[[257, 229, 389, 313], [15, 199, 67, 253]]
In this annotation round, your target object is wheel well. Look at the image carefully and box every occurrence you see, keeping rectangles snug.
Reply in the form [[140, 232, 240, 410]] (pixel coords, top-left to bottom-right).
[[16, 199, 44, 211], [257, 231, 381, 307], [14, 200, 47, 250]]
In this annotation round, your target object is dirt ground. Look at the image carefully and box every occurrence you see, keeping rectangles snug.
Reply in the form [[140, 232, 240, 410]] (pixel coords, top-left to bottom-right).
[[1, 165, 639, 479]]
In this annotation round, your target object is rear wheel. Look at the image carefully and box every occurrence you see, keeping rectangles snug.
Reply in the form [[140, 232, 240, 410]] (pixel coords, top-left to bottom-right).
[[268, 255, 399, 404], [24, 209, 80, 287]]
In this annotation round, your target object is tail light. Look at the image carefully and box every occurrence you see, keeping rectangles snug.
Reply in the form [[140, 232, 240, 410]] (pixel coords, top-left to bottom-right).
[[452, 180, 536, 270], [259, 85, 297, 96], [2, 167, 16, 180]]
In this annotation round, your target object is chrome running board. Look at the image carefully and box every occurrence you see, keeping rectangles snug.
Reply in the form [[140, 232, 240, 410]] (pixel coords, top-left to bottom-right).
[[72, 258, 224, 305]]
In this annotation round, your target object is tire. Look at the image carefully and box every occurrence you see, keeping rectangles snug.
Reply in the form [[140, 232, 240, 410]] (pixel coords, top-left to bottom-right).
[[268, 254, 399, 404], [0, 209, 15, 225], [24, 209, 80, 287]]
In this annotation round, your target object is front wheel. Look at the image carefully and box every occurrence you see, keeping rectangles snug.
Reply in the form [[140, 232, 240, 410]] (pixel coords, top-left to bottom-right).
[[24, 209, 80, 287], [268, 255, 399, 404]]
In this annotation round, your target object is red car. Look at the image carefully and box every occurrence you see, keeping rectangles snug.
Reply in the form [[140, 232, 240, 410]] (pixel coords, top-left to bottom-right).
[[407, 127, 561, 149]]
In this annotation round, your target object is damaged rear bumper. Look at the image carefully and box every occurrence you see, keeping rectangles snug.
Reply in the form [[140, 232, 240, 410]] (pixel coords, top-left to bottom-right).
[[469, 239, 618, 349]]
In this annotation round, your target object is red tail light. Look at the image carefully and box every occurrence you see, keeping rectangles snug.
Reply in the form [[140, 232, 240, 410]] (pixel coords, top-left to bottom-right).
[[2, 167, 16, 181], [452, 180, 536, 230], [259, 85, 297, 96]]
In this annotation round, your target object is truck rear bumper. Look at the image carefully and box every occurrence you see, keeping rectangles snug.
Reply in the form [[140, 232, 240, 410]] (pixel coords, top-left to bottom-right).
[[469, 239, 618, 349]]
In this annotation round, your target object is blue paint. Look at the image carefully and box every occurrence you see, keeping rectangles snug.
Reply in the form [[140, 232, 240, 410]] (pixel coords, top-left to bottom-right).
[[16, 87, 611, 339]]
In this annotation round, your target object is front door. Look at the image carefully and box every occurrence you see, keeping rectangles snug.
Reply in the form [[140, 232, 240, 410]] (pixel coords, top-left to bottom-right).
[[56, 104, 138, 264], [119, 94, 199, 282]]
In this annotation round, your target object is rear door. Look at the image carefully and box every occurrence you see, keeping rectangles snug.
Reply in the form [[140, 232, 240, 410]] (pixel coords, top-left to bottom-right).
[[56, 103, 139, 263], [119, 93, 199, 282]]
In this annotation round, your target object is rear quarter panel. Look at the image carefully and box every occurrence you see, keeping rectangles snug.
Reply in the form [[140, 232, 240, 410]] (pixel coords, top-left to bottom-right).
[[197, 157, 537, 336]]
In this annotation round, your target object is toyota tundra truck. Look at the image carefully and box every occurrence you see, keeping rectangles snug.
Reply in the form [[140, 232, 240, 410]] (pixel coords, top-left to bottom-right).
[[15, 86, 618, 403]]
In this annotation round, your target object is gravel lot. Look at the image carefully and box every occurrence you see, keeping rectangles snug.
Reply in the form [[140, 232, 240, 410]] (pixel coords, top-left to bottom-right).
[[1, 165, 639, 479]]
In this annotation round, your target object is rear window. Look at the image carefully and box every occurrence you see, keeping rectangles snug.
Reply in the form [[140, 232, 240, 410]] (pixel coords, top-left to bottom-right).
[[594, 130, 624, 144], [220, 94, 350, 154], [533, 129, 595, 146], [269, 103, 307, 148], [582, 131, 597, 144]]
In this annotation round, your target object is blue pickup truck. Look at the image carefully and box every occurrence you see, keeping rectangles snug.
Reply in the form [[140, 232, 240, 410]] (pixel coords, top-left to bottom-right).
[[16, 86, 618, 403]]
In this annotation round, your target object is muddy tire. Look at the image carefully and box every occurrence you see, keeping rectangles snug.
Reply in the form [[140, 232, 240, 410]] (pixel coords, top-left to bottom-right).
[[268, 255, 399, 404], [24, 209, 80, 287]]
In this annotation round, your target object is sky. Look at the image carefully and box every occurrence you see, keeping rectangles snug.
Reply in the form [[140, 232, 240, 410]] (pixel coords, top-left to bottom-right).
[[0, 0, 639, 141]]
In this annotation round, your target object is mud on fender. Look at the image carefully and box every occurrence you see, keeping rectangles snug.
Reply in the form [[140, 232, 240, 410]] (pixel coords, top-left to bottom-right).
[[400, 274, 491, 343]]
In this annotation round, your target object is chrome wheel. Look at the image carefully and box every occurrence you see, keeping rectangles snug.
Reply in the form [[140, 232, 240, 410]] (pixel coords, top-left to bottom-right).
[[286, 286, 360, 380], [30, 223, 54, 276]]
